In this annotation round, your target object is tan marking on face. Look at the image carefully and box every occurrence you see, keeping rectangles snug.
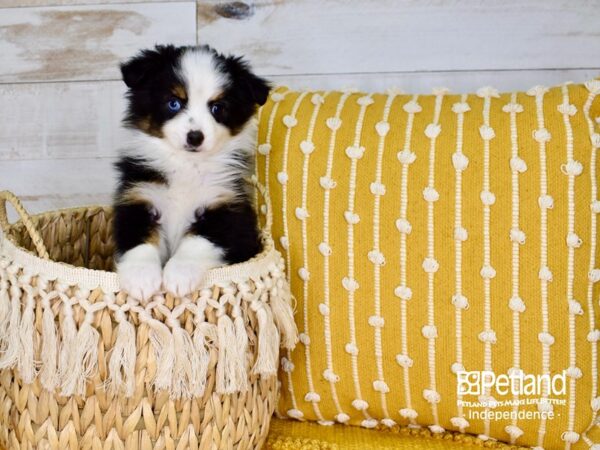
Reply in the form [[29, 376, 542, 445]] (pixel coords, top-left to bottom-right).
[[208, 90, 225, 103], [136, 116, 163, 138], [172, 84, 187, 100]]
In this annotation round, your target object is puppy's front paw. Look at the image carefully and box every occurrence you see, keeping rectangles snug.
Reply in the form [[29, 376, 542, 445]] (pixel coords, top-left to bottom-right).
[[163, 236, 224, 297], [117, 244, 162, 303], [162, 258, 205, 297]]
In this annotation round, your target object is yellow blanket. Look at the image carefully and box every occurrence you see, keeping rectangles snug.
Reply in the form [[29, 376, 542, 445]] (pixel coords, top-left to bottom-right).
[[266, 419, 526, 449]]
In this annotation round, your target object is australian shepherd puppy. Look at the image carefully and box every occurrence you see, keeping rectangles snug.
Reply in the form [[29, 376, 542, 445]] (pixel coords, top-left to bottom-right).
[[113, 44, 270, 302]]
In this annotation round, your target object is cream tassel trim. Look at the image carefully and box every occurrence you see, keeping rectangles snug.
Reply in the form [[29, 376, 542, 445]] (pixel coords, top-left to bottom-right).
[[170, 320, 200, 399], [0, 284, 23, 369], [232, 292, 249, 392], [40, 309, 59, 391], [216, 288, 247, 394], [57, 300, 77, 388], [192, 321, 215, 397], [38, 282, 60, 392], [233, 314, 249, 392], [269, 276, 298, 350], [0, 273, 10, 352], [251, 300, 280, 376], [17, 286, 37, 384], [0, 255, 297, 399], [216, 311, 239, 394], [147, 317, 175, 392], [39, 293, 59, 392], [107, 308, 136, 397], [61, 312, 99, 396], [191, 292, 215, 397]]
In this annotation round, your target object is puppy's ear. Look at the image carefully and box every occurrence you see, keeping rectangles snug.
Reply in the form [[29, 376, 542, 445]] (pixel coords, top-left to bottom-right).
[[120, 45, 179, 89], [245, 72, 271, 106], [224, 56, 271, 106]]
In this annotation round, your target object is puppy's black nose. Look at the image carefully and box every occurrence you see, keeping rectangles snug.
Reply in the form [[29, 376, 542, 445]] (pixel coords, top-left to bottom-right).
[[186, 130, 204, 147]]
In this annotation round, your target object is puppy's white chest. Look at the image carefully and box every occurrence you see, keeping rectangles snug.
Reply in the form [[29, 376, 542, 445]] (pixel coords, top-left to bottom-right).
[[137, 162, 235, 257]]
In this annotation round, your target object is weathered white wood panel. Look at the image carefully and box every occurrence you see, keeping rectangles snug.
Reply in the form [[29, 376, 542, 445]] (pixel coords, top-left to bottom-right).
[[197, 0, 600, 76], [0, 81, 127, 160], [2, 0, 180, 6], [271, 68, 599, 95], [0, 158, 116, 221], [0, 1, 196, 83]]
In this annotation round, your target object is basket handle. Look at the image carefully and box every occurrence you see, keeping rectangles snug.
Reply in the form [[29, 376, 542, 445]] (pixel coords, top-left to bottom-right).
[[0, 191, 50, 259], [249, 176, 273, 236]]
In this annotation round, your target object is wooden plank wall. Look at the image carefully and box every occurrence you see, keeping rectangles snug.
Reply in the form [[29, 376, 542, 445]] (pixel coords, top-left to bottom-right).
[[1, 0, 599, 217]]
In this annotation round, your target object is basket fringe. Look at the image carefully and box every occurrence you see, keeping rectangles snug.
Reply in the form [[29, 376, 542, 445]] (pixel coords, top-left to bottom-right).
[[270, 279, 298, 350], [61, 314, 99, 396], [251, 301, 279, 376], [192, 322, 214, 397], [0, 257, 297, 399], [216, 313, 240, 394], [0, 285, 22, 369], [171, 323, 200, 399], [148, 319, 175, 392], [233, 313, 249, 391], [17, 288, 36, 384], [58, 302, 77, 388], [39, 294, 59, 391], [80, 320, 101, 380], [107, 310, 136, 397], [0, 276, 10, 352]]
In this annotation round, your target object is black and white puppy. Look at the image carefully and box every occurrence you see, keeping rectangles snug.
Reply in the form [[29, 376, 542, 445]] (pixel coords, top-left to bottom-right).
[[113, 44, 269, 301]]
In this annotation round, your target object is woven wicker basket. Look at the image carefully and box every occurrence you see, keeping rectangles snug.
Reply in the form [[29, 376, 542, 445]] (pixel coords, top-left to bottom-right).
[[0, 180, 297, 450]]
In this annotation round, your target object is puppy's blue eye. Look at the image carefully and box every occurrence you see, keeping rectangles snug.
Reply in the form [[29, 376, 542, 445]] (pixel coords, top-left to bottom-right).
[[210, 102, 223, 116], [167, 99, 181, 112]]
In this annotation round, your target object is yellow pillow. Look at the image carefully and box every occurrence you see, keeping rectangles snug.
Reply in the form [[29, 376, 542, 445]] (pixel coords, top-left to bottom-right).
[[256, 82, 600, 449]]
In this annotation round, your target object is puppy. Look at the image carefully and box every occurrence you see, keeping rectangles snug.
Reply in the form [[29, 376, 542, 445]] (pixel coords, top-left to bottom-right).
[[113, 45, 269, 301]]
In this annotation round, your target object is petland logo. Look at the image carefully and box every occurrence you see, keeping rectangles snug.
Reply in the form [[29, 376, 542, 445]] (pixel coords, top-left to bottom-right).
[[457, 370, 566, 397]]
